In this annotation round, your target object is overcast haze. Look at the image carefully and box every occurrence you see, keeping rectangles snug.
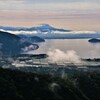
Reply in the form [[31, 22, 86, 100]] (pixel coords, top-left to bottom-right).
[[0, 0, 100, 31]]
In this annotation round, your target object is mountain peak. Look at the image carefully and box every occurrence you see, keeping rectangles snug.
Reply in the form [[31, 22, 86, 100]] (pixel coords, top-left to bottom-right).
[[35, 24, 53, 29], [0, 24, 72, 33]]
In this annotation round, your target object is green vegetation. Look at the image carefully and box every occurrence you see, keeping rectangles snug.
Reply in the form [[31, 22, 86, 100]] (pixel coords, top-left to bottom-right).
[[0, 68, 100, 100]]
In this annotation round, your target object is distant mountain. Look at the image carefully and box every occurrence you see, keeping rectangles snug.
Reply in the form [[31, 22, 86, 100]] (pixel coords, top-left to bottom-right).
[[0, 24, 71, 32], [27, 33, 100, 39], [88, 38, 100, 43], [18, 34, 45, 43], [1, 24, 100, 39], [31, 24, 71, 32], [0, 31, 39, 55]]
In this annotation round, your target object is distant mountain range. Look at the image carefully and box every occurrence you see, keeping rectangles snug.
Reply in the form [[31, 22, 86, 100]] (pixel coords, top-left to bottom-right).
[[0, 24, 100, 39], [0, 24, 71, 32], [0, 31, 39, 55]]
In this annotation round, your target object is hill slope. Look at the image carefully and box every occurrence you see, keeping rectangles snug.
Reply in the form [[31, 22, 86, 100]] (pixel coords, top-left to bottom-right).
[[18, 35, 45, 43], [0, 68, 88, 100], [0, 31, 39, 55]]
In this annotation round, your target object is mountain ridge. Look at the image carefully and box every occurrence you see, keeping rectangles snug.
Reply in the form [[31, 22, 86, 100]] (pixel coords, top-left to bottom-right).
[[0, 31, 39, 55], [0, 24, 71, 32]]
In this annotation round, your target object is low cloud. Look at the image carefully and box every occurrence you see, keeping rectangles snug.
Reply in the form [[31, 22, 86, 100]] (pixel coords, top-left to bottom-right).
[[47, 49, 81, 63], [0, 29, 97, 35], [21, 45, 38, 52]]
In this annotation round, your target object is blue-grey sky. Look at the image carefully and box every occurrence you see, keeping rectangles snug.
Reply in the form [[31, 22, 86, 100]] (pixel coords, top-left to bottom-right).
[[0, 0, 100, 31]]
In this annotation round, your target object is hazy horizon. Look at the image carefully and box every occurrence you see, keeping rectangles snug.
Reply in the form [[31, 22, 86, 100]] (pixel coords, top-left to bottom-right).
[[0, 0, 100, 31]]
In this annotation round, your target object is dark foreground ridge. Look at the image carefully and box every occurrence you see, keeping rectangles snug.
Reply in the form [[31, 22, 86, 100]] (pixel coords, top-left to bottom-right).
[[0, 68, 100, 100]]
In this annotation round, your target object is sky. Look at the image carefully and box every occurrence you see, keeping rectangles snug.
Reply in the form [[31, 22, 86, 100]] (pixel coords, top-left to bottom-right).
[[0, 0, 100, 31]]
